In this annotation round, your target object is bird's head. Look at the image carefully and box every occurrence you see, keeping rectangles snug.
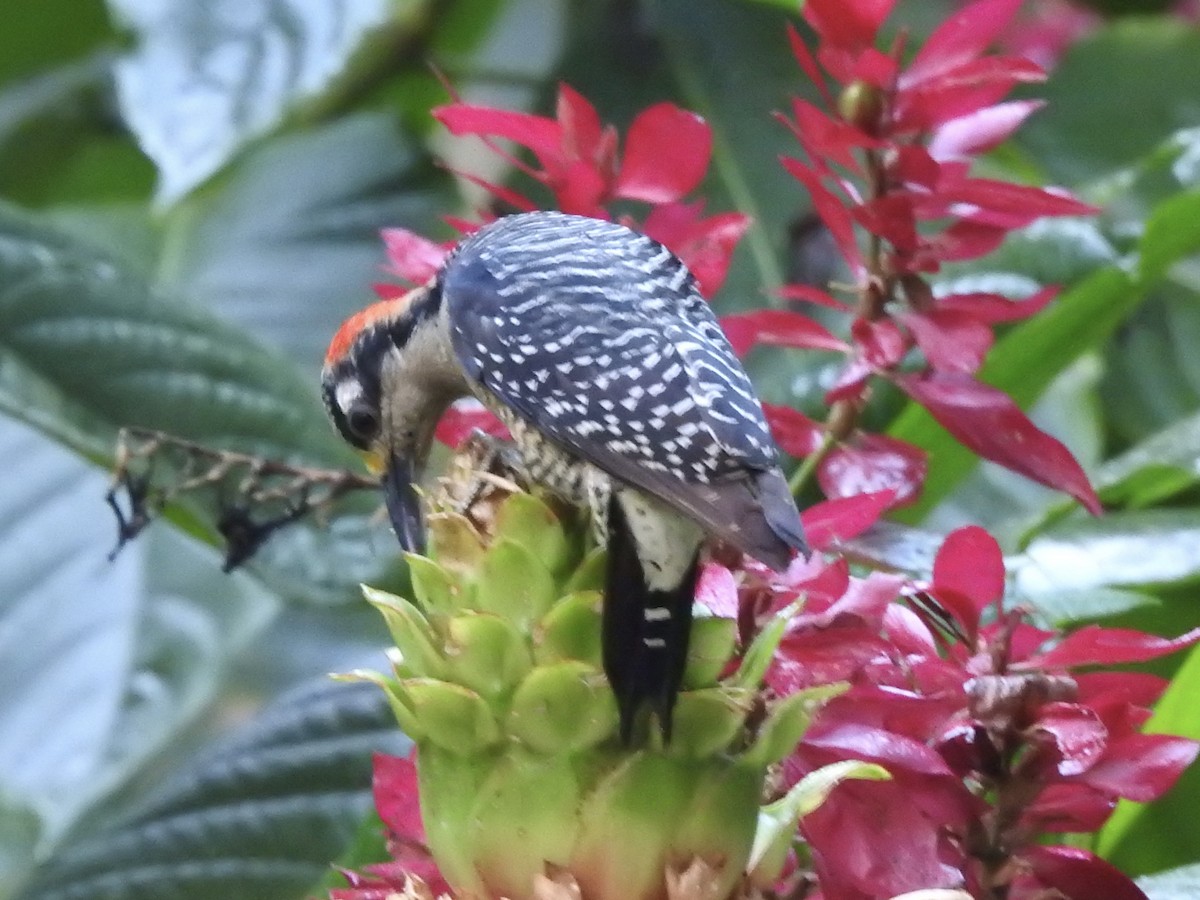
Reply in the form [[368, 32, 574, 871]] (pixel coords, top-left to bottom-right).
[[321, 283, 467, 554]]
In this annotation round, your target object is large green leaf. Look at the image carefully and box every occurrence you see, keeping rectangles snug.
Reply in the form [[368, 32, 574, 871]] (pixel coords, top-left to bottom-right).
[[16, 681, 407, 900], [1011, 509, 1200, 598], [1102, 286, 1200, 446], [159, 113, 454, 371], [0, 418, 280, 896], [1018, 19, 1200, 185], [108, 0, 421, 204], [0, 203, 342, 461]]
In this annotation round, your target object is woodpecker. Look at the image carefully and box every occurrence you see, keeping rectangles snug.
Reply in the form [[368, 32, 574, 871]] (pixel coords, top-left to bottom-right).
[[322, 211, 807, 742]]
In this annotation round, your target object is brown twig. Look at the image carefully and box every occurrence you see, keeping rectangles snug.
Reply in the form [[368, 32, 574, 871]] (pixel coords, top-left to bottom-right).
[[106, 427, 378, 570]]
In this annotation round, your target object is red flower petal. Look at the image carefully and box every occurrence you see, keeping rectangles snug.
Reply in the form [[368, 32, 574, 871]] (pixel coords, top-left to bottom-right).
[[902, 308, 994, 374], [434, 400, 510, 449], [555, 84, 603, 160], [787, 23, 832, 107], [433, 104, 562, 166], [696, 562, 738, 618], [782, 157, 866, 278], [850, 316, 908, 369], [916, 219, 1009, 265], [1077, 733, 1200, 803], [934, 177, 1099, 219], [801, 490, 896, 551], [936, 285, 1058, 323], [893, 372, 1101, 514], [903, 0, 1025, 87], [818, 433, 927, 506], [641, 204, 749, 298], [1028, 702, 1109, 777], [803, 0, 898, 50], [932, 525, 1005, 623], [775, 283, 852, 311], [1024, 782, 1116, 833], [614, 104, 712, 203], [1017, 624, 1200, 670], [1019, 846, 1149, 900], [895, 56, 1046, 132], [762, 403, 826, 459], [373, 751, 425, 843], [381, 228, 450, 285], [929, 99, 1045, 160], [720, 309, 848, 357], [550, 158, 608, 217], [853, 194, 919, 254], [786, 99, 880, 172]]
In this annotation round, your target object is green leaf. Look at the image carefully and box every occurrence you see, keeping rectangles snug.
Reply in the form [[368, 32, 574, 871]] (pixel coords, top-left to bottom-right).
[[16, 681, 406, 900], [1018, 19, 1200, 185], [0, 203, 344, 462], [1012, 510, 1200, 597], [0, 419, 281, 881], [157, 113, 456, 371], [1101, 287, 1200, 446], [1097, 411, 1200, 508], [109, 0, 415, 204], [747, 760, 889, 887], [1138, 862, 1200, 900], [1099, 642, 1200, 875], [1140, 190, 1200, 284]]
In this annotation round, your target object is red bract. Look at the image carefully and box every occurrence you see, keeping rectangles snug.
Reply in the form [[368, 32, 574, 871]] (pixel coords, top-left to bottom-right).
[[894, 371, 1102, 515], [761, 525, 1200, 899], [772, 0, 1102, 514], [433, 399, 510, 450], [332, 752, 451, 899], [434, 85, 711, 219]]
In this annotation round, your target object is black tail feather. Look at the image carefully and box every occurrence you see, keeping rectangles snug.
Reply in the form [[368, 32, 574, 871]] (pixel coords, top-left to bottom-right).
[[603, 494, 698, 744]]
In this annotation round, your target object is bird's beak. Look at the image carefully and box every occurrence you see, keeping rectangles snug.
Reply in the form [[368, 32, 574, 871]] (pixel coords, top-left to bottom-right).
[[377, 450, 426, 555]]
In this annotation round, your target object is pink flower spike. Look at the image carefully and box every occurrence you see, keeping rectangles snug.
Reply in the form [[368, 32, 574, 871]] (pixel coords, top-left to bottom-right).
[[615, 104, 712, 203], [929, 100, 1045, 161], [801, 490, 897, 551], [893, 372, 1102, 514], [720, 309, 849, 357], [1017, 624, 1200, 670], [903, 0, 1025, 88], [380, 228, 450, 285]]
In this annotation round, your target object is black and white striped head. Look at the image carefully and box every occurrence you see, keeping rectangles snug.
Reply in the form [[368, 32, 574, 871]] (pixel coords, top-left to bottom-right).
[[320, 284, 466, 552]]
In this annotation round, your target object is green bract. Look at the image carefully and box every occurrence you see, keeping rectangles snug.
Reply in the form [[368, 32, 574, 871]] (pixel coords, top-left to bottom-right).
[[356, 486, 845, 900]]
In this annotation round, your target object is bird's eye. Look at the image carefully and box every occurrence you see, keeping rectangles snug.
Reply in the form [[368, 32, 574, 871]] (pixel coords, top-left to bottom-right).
[[346, 404, 380, 442]]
